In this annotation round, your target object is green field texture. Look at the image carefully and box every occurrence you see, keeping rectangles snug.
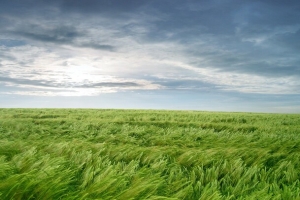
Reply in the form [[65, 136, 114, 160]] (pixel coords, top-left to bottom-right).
[[0, 109, 300, 199]]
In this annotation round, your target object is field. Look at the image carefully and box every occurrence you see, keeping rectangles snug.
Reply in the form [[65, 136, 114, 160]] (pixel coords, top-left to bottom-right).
[[0, 109, 299, 199]]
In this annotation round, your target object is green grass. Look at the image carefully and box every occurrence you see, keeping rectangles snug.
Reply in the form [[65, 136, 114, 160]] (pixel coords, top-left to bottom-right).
[[0, 109, 299, 199]]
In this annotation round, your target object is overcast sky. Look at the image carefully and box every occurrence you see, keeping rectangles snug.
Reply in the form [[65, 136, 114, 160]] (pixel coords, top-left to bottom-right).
[[1, 0, 300, 112]]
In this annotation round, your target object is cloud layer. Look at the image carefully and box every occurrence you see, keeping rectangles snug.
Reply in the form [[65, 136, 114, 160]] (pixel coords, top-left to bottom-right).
[[1, 0, 300, 99]]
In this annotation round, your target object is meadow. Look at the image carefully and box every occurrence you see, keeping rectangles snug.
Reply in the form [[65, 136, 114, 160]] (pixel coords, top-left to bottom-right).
[[0, 109, 299, 199]]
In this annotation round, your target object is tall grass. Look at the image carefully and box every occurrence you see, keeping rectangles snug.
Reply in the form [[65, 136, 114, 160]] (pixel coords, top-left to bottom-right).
[[0, 109, 299, 199]]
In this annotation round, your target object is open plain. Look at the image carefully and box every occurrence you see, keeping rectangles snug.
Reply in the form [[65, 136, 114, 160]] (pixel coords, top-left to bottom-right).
[[0, 109, 299, 199]]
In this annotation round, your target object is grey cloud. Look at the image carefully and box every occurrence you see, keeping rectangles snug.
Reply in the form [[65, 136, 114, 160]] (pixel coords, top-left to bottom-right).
[[218, 61, 300, 77], [0, 39, 26, 47], [8, 24, 117, 51], [59, 0, 147, 16], [110, 0, 299, 80], [234, 1, 300, 45], [181, 25, 300, 78], [189, 47, 300, 78], [135, 0, 300, 79], [233, 0, 300, 31], [80, 82, 140, 88], [0, 47, 18, 63], [147, 76, 217, 91], [270, 29, 300, 51], [79, 43, 116, 51], [0, 0, 148, 19], [0, 77, 54, 88], [0, 0, 239, 44], [1, 0, 300, 95], [0, 54, 17, 62], [12, 25, 82, 45], [0, 76, 142, 89], [161, 80, 216, 91]]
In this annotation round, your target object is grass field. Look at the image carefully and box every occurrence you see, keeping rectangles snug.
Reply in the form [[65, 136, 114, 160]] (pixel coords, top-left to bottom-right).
[[0, 109, 299, 199]]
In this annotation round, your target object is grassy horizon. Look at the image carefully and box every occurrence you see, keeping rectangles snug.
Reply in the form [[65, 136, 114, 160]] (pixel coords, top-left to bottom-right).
[[0, 109, 300, 199]]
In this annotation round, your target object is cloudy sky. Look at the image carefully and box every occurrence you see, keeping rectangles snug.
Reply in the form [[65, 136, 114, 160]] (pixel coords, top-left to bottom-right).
[[1, 0, 300, 112]]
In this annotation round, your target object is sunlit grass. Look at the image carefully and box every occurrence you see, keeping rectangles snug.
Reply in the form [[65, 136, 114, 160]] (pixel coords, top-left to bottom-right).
[[0, 109, 299, 199]]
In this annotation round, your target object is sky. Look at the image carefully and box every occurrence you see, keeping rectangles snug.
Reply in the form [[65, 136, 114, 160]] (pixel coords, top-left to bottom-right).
[[0, 0, 300, 113]]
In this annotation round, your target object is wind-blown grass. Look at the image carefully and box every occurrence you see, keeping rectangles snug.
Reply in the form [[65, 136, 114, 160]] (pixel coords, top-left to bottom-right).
[[0, 109, 299, 199]]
